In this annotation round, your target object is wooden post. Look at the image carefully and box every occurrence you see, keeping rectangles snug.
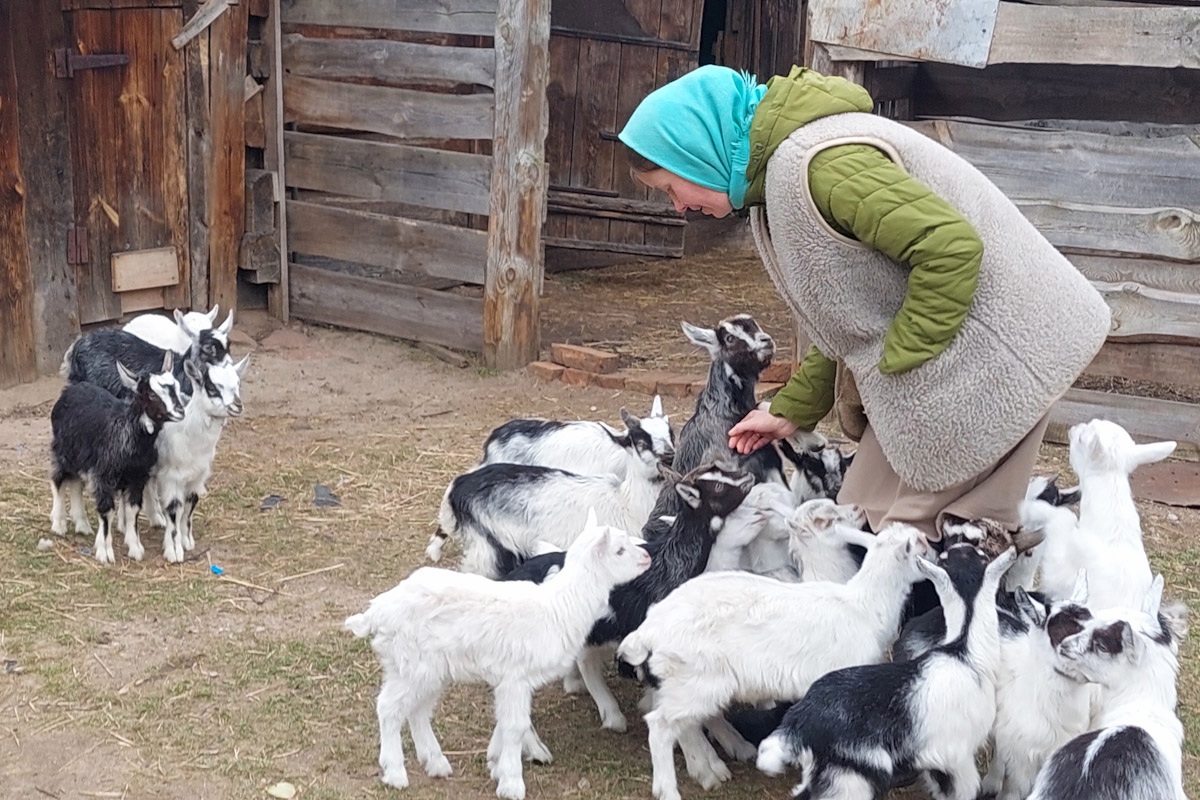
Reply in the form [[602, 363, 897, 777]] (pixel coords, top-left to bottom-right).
[[264, 0, 289, 321], [183, 0, 211, 312], [483, 0, 550, 370], [207, 0, 248, 314]]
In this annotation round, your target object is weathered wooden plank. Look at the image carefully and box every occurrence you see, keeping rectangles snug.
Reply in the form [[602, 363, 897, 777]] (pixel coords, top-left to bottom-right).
[[989, 3, 1200, 68], [182, 0, 210, 311], [644, 45, 693, 253], [287, 200, 487, 284], [119, 286, 168, 315], [1094, 281, 1200, 340], [61, 0, 182, 8], [111, 247, 180, 292], [564, 37, 619, 245], [920, 115, 1200, 139], [284, 131, 492, 215], [811, 0, 999, 68], [543, 35, 579, 239], [1018, 203, 1200, 262], [1085, 340, 1200, 393], [0, 10, 38, 387], [610, 42, 659, 245], [1049, 388, 1200, 460], [483, 0, 549, 369], [284, 75, 495, 140], [281, 34, 495, 87], [240, 231, 282, 283], [1069, 254, 1200, 297], [908, 120, 1200, 209], [548, 187, 678, 217], [659, 0, 700, 50], [279, 0, 498, 36], [264, 0, 289, 319], [69, 8, 191, 323], [245, 87, 266, 148], [915, 63, 1200, 125], [290, 263, 483, 351], [13, 1, 80, 373], [244, 168, 277, 239], [543, 236, 683, 258], [172, 0, 231, 49], [208, 0, 248, 313]]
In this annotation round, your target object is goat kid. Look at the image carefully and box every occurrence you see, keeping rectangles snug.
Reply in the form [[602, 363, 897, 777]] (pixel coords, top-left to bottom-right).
[[785, 498, 872, 584], [429, 409, 664, 577], [756, 543, 1019, 800], [50, 353, 185, 564], [481, 395, 675, 478], [1028, 575, 1189, 800], [346, 510, 651, 800], [124, 305, 231, 357], [618, 523, 932, 800]]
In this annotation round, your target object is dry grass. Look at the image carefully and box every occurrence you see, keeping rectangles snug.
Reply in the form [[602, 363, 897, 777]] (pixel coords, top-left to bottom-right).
[[2, 247, 1199, 800]]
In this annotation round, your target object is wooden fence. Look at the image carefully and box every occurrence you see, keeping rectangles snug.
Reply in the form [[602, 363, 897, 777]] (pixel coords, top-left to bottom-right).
[[279, 0, 548, 369], [803, 0, 1200, 456]]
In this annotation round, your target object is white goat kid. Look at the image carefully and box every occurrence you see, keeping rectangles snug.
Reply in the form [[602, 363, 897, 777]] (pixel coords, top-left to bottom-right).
[[786, 498, 873, 583], [481, 395, 674, 478], [1028, 575, 1188, 800], [147, 356, 248, 562], [123, 306, 232, 357], [346, 510, 652, 800], [618, 523, 932, 800], [1039, 419, 1175, 610], [704, 481, 796, 573]]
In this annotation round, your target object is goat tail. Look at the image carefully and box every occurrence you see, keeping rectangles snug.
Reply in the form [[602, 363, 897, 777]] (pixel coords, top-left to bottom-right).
[[344, 610, 374, 638], [59, 339, 79, 380], [426, 483, 458, 563], [615, 630, 651, 678], [755, 732, 793, 777]]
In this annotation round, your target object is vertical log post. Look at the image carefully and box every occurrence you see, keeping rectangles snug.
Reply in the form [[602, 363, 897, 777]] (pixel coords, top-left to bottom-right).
[[484, 0, 550, 370]]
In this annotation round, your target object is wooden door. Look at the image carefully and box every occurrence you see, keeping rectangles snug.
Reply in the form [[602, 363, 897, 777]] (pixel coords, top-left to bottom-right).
[[544, 0, 701, 260], [64, 6, 190, 324]]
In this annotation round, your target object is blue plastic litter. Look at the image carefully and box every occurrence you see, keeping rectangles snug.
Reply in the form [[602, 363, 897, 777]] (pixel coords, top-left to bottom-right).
[[210, 565, 225, 576]]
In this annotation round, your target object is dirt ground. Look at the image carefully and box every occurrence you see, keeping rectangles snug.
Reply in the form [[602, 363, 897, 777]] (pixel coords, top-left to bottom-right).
[[2, 245, 1198, 800]]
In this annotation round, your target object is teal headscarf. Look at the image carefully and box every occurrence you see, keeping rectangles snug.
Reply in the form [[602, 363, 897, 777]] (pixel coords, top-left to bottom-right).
[[618, 65, 767, 210]]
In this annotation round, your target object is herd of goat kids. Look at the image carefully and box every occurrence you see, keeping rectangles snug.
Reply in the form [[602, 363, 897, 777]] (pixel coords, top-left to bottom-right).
[[42, 310, 1188, 800]]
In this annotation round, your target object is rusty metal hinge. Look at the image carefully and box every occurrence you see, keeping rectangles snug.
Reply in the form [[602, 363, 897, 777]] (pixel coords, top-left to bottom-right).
[[54, 48, 130, 79], [66, 225, 89, 265]]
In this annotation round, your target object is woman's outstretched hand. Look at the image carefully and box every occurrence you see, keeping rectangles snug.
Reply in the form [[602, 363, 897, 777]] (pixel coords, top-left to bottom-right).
[[728, 409, 799, 455]]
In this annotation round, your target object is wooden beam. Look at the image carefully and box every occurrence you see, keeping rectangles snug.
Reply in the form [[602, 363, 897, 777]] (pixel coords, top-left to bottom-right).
[[1020, 203, 1200, 262], [182, 0, 211, 311], [0, 9, 38, 387], [1085, 340, 1200, 393], [281, 34, 496, 88], [283, 75, 495, 141], [287, 200, 487, 285], [172, 0, 231, 49], [208, 0, 248, 313], [483, 0, 550, 369], [289, 263, 483, 352], [1069, 254, 1200, 297], [279, 0, 498, 36], [1048, 388, 1200, 461], [989, 3, 1200, 68], [542, 236, 683, 258], [264, 0, 289, 320], [1094, 281, 1200, 340], [284, 131, 492, 215], [13, 1, 79, 373]]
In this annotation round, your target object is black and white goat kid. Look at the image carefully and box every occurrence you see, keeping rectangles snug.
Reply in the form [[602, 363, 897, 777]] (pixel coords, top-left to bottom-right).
[[50, 352, 185, 564], [756, 542, 1020, 800]]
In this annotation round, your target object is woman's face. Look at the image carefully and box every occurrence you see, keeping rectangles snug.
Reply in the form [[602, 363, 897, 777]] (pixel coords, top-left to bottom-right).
[[635, 169, 733, 218]]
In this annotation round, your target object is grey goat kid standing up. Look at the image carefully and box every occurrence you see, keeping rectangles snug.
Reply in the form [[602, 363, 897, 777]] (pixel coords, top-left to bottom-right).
[[49, 351, 186, 565]]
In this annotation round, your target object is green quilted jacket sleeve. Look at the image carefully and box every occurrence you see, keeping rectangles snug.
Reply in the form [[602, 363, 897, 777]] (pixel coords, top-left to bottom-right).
[[769, 343, 836, 430], [807, 143, 984, 374]]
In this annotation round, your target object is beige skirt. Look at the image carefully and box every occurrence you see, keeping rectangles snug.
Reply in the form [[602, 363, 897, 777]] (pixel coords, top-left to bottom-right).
[[837, 414, 1051, 540]]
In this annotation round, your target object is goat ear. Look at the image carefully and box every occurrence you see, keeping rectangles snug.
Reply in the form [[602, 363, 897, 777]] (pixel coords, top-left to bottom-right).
[[205, 304, 220, 324], [651, 395, 664, 417], [161, 349, 174, 374], [116, 361, 139, 391], [681, 321, 719, 356], [1014, 588, 1047, 628], [620, 407, 640, 429], [1071, 568, 1090, 604], [675, 482, 702, 509], [1142, 574, 1165, 619], [233, 354, 250, 377], [183, 358, 203, 387], [217, 309, 235, 336], [1131, 440, 1176, 468], [657, 462, 682, 483], [584, 507, 600, 531]]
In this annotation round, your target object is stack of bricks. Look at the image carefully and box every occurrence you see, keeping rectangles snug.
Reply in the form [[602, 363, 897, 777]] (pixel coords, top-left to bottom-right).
[[527, 344, 793, 402]]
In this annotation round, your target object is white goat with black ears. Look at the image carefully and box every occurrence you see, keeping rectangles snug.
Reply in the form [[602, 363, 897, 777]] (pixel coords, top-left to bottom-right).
[[481, 395, 675, 478], [756, 541, 1022, 800], [346, 510, 652, 800], [1028, 575, 1189, 800]]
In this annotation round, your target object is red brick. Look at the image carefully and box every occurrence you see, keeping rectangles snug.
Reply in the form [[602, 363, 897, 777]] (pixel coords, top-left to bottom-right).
[[560, 367, 593, 387], [550, 343, 620, 374], [761, 361, 794, 383], [527, 361, 564, 382], [688, 379, 708, 397], [623, 373, 659, 396], [590, 372, 626, 390], [656, 374, 697, 399], [755, 382, 786, 402]]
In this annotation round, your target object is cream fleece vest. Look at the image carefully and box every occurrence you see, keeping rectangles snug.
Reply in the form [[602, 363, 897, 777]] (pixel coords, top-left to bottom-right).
[[750, 113, 1111, 492]]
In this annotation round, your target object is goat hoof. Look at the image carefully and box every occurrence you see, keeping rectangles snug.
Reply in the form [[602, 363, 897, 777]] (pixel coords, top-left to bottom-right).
[[697, 760, 731, 789], [127, 544, 145, 562], [380, 766, 409, 789], [600, 713, 628, 733], [423, 755, 452, 778], [562, 676, 585, 694], [51, 520, 68, 536], [73, 520, 93, 535], [495, 777, 526, 800]]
